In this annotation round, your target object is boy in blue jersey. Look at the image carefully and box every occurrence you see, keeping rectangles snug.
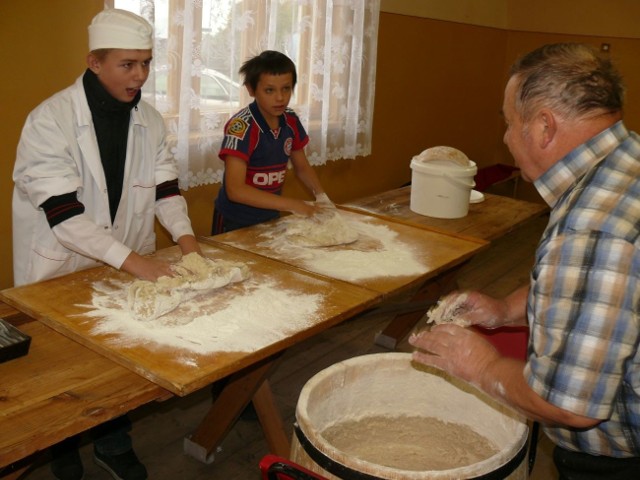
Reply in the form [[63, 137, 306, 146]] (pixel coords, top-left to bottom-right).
[[211, 50, 331, 234]]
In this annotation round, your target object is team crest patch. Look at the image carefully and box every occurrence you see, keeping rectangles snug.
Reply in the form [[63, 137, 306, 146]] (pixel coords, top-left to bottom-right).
[[226, 117, 249, 140], [284, 137, 293, 156]]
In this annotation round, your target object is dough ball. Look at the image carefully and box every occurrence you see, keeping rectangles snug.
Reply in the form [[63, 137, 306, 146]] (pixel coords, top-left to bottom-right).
[[426, 292, 471, 326], [285, 210, 359, 248], [127, 280, 182, 322], [127, 253, 250, 321]]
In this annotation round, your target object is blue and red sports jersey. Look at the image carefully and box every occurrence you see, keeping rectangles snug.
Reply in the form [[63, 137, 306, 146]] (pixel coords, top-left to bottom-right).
[[214, 100, 309, 228]]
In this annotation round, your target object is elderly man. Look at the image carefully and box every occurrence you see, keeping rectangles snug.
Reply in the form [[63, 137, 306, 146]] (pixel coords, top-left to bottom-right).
[[410, 43, 639, 479]]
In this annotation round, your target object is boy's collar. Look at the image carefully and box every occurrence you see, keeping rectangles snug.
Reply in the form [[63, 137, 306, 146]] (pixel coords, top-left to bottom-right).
[[249, 100, 285, 133]]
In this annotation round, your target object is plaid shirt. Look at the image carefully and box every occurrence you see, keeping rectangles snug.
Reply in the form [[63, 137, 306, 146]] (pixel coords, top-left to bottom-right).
[[526, 121, 640, 457]]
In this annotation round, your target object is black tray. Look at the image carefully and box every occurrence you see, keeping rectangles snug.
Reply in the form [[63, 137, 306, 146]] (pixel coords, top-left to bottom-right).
[[0, 318, 32, 363]]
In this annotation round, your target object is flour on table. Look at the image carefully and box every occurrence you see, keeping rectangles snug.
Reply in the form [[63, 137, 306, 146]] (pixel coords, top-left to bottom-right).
[[80, 273, 324, 356], [321, 414, 498, 471], [255, 215, 427, 282], [282, 210, 359, 247], [426, 292, 471, 326], [127, 253, 250, 321]]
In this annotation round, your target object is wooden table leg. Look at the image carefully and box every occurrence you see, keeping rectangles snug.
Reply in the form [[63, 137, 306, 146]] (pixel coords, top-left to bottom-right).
[[184, 352, 285, 463], [374, 267, 462, 350], [253, 379, 290, 457]]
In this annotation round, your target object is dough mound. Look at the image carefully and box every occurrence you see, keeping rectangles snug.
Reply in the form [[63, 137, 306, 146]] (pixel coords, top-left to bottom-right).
[[426, 292, 471, 326], [284, 210, 359, 247], [417, 146, 469, 166], [128, 253, 250, 321]]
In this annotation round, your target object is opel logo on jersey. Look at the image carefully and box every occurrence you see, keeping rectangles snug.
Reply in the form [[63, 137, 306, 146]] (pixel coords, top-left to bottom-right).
[[252, 170, 286, 186]]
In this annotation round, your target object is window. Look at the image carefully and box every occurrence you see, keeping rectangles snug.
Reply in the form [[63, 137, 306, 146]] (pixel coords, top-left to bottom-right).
[[110, 0, 380, 189]]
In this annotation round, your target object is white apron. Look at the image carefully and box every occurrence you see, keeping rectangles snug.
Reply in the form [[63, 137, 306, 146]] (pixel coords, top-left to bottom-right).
[[13, 75, 193, 286]]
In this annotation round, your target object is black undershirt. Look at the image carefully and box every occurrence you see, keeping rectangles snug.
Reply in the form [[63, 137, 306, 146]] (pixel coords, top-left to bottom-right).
[[83, 68, 138, 223]]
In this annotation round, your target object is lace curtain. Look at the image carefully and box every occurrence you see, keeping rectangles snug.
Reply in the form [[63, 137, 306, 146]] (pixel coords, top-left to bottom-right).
[[109, 0, 380, 189]]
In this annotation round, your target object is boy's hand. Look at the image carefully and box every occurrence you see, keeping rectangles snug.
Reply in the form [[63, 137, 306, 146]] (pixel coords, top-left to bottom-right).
[[121, 252, 175, 281], [289, 199, 317, 217], [314, 192, 335, 208]]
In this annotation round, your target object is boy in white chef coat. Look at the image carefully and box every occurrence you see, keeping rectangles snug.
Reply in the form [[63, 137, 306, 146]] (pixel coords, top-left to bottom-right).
[[12, 8, 200, 480]]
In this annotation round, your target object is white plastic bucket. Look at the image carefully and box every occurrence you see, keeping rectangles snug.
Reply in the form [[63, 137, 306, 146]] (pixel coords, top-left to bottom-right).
[[410, 157, 478, 219], [291, 353, 529, 479]]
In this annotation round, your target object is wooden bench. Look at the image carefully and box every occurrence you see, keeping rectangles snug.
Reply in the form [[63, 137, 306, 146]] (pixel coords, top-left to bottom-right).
[[0, 303, 169, 479]]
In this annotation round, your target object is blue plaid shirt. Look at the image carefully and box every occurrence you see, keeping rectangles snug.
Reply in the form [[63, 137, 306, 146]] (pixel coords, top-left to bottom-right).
[[526, 121, 640, 457]]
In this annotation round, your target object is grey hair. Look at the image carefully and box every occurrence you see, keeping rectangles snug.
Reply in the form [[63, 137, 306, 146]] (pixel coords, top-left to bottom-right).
[[509, 43, 624, 122]]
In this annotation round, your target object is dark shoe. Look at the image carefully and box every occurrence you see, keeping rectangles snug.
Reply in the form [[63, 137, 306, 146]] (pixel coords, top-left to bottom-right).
[[93, 448, 147, 480], [51, 448, 84, 480]]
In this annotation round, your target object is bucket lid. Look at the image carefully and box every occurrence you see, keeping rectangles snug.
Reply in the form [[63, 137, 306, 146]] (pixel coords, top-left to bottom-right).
[[411, 156, 477, 176], [415, 146, 469, 166]]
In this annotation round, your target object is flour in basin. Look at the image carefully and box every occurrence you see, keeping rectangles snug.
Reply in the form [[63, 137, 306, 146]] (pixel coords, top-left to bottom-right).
[[321, 414, 499, 471]]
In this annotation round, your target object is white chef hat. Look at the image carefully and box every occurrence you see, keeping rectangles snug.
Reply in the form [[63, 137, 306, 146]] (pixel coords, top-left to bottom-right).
[[88, 9, 153, 51]]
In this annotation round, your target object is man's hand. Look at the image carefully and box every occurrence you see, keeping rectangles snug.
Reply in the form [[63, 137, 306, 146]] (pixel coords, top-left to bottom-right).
[[432, 289, 528, 329], [409, 324, 500, 388], [448, 291, 510, 329]]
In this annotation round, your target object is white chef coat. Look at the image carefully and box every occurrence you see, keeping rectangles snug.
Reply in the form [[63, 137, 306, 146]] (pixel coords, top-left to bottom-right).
[[12, 75, 195, 286]]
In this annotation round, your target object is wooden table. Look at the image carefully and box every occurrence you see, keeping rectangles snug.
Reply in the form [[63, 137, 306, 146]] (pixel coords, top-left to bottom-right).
[[1, 243, 379, 397], [1, 242, 381, 464], [342, 186, 549, 349], [202, 209, 487, 299], [0, 207, 490, 469], [196, 211, 486, 460], [0, 303, 169, 479], [342, 186, 548, 241]]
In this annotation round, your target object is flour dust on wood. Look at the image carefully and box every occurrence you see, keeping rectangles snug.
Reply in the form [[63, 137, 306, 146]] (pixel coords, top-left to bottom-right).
[[78, 257, 324, 358], [256, 214, 428, 282]]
